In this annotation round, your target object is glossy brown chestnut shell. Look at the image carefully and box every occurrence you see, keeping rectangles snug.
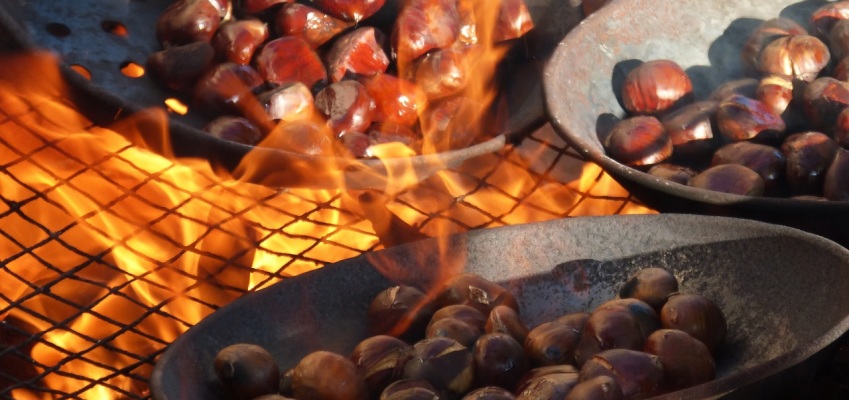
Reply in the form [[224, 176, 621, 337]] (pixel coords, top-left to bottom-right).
[[603, 116, 673, 167], [621, 59, 693, 116], [757, 34, 830, 82], [689, 164, 766, 197], [660, 293, 728, 354], [618, 267, 679, 312]]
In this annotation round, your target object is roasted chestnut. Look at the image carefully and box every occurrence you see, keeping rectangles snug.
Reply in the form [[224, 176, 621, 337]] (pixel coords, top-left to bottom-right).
[[514, 372, 580, 400], [781, 131, 839, 195], [473, 333, 529, 390], [809, 1, 849, 41], [435, 273, 519, 315], [564, 375, 623, 400], [644, 329, 715, 391], [660, 101, 718, 157], [392, 0, 461, 68], [578, 349, 664, 400], [618, 267, 679, 312], [688, 164, 765, 197], [660, 293, 727, 354], [368, 285, 435, 341], [256, 36, 327, 89], [574, 302, 645, 367], [326, 27, 390, 82], [426, 317, 483, 348], [647, 164, 697, 185], [403, 337, 475, 399], [741, 18, 807, 73], [315, 80, 375, 136], [351, 335, 412, 395], [711, 141, 787, 195], [275, 3, 352, 49], [708, 78, 759, 102], [156, 0, 223, 48], [461, 386, 516, 400], [314, 0, 386, 22], [524, 315, 586, 367], [292, 351, 369, 400], [802, 77, 849, 130], [258, 82, 315, 122], [486, 305, 530, 344], [757, 34, 830, 82], [621, 59, 693, 116], [603, 116, 673, 167], [212, 19, 269, 65], [715, 94, 785, 142], [213, 343, 280, 400], [380, 379, 441, 400]]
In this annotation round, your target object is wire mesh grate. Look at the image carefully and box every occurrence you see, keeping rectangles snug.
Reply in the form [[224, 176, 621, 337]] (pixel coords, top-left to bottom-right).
[[0, 58, 652, 399]]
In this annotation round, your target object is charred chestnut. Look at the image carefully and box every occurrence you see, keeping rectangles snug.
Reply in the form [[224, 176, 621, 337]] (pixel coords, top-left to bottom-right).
[[292, 351, 369, 400], [618, 267, 679, 312], [214, 343, 280, 400], [621, 59, 693, 116], [660, 293, 727, 354]]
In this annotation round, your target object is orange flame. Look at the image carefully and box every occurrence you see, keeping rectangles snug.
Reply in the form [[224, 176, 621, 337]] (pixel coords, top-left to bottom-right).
[[0, 18, 652, 398]]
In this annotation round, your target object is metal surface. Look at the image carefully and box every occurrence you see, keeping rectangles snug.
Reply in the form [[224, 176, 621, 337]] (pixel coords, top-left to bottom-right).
[[0, 0, 583, 189], [150, 214, 849, 400], [543, 0, 849, 246]]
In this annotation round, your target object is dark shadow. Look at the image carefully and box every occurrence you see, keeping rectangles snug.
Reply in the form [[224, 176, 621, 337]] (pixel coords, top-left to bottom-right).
[[595, 112, 621, 144], [611, 59, 644, 111]]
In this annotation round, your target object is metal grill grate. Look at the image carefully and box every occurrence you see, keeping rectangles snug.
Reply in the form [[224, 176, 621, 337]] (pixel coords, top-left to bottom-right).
[[0, 61, 652, 399]]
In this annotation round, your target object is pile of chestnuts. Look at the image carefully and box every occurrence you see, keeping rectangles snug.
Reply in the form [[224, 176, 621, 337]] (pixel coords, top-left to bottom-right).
[[212, 268, 728, 400], [602, 1, 849, 200], [147, 0, 534, 158]]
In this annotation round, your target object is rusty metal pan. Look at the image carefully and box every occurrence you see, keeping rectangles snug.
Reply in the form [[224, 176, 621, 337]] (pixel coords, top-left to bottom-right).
[[0, 0, 583, 189], [150, 214, 849, 399], [543, 0, 849, 246]]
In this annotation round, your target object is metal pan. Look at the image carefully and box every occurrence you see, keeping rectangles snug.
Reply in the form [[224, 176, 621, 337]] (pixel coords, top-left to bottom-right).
[[543, 0, 849, 246], [0, 0, 583, 189], [150, 214, 849, 399]]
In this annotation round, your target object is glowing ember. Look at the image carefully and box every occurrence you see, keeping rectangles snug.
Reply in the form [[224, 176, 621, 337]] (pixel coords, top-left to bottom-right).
[[0, 48, 651, 400]]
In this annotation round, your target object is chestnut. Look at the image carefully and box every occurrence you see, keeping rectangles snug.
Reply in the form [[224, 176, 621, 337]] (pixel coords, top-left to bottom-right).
[[524, 317, 586, 367], [809, 1, 849, 41], [156, 0, 222, 48], [258, 82, 315, 122], [212, 19, 269, 65], [279, 368, 294, 397], [213, 343, 280, 400], [573, 302, 645, 367], [756, 75, 794, 118], [403, 337, 475, 399], [275, 3, 353, 49], [620, 59, 693, 116], [351, 335, 413, 395], [368, 285, 435, 341], [618, 267, 679, 312], [660, 101, 718, 158], [429, 305, 487, 333], [802, 77, 849, 130], [688, 164, 766, 197], [435, 273, 519, 315], [486, 305, 530, 344], [564, 376, 623, 400], [660, 293, 727, 354], [413, 48, 468, 100], [781, 131, 839, 195], [192, 62, 265, 118], [204, 116, 264, 145], [462, 386, 515, 400], [492, 0, 535, 43], [757, 34, 830, 83], [256, 36, 327, 89], [824, 147, 849, 200], [647, 164, 697, 185], [833, 106, 849, 148], [514, 372, 579, 400], [715, 94, 785, 142], [578, 349, 664, 400], [473, 333, 529, 390], [315, 80, 375, 136], [603, 298, 661, 340], [426, 317, 483, 348], [707, 78, 758, 103], [326, 27, 390, 82], [261, 120, 336, 156], [711, 141, 787, 195], [392, 0, 461, 68], [644, 329, 715, 391], [380, 379, 441, 400], [741, 18, 807, 73], [146, 41, 215, 91], [360, 73, 427, 128], [516, 365, 580, 392], [292, 351, 369, 400], [603, 116, 673, 167], [313, 0, 386, 22]]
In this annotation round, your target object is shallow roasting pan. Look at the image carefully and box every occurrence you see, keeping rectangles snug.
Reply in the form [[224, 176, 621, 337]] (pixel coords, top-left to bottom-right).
[[0, 0, 583, 189], [544, 0, 849, 246], [150, 214, 849, 399]]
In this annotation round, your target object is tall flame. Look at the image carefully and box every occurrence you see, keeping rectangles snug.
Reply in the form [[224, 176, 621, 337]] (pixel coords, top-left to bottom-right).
[[0, 19, 651, 400]]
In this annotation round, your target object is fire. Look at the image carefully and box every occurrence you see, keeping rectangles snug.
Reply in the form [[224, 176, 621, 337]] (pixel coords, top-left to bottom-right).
[[0, 12, 651, 400]]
